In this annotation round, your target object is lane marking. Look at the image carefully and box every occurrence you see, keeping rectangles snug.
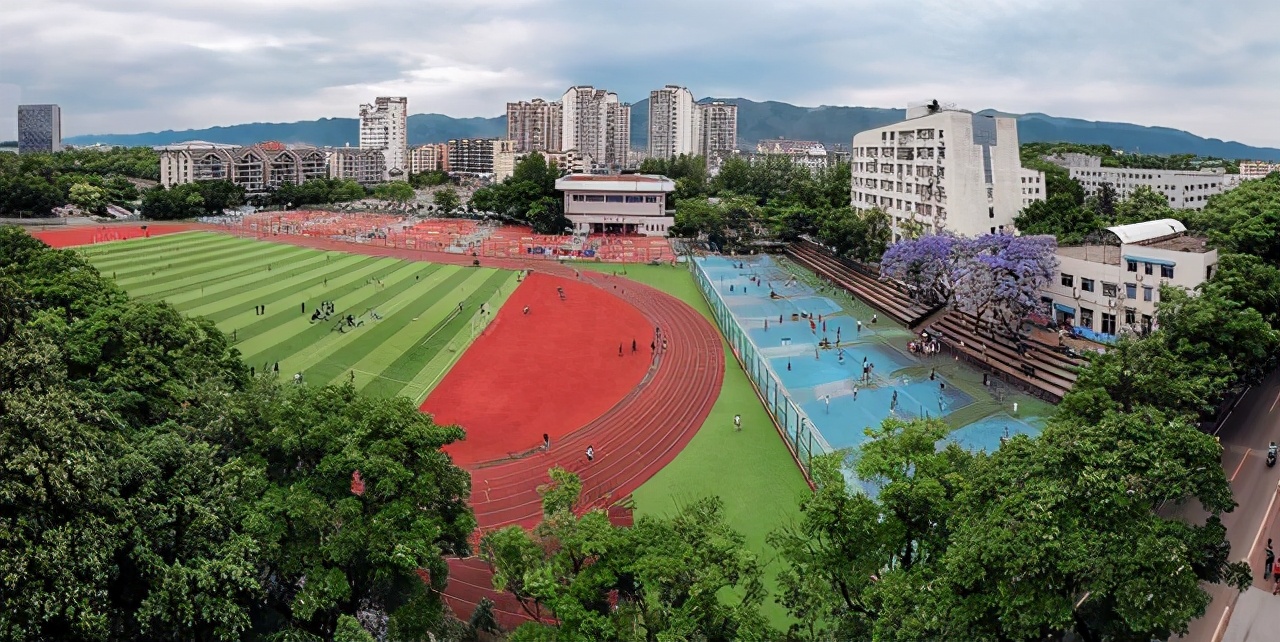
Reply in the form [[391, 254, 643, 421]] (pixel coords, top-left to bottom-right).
[[1246, 481, 1280, 564], [1229, 450, 1251, 483], [1212, 604, 1232, 642], [1271, 387, 1280, 413]]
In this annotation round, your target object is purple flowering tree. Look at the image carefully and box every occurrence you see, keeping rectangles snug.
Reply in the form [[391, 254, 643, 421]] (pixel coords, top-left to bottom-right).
[[879, 233, 959, 305], [951, 233, 1059, 335]]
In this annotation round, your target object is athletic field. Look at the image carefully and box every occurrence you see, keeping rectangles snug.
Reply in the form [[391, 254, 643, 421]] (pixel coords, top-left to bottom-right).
[[78, 231, 519, 402]]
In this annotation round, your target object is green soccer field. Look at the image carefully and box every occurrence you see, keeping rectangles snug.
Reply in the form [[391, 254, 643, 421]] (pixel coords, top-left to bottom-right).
[[79, 231, 519, 402]]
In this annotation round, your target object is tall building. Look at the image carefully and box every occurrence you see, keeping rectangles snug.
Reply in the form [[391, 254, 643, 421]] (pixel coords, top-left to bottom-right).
[[697, 101, 738, 155], [359, 97, 408, 181], [648, 85, 697, 160], [409, 143, 448, 174], [506, 99, 563, 153], [447, 138, 517, 176], [850, 101, 1028, 240], [1068, 166, 1225, 210], [492, 139, 519, 182], [561, 86, 630, 170], [18, 104, 62, 154]]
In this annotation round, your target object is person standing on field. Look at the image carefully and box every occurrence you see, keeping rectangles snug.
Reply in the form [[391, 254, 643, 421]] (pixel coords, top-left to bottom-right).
[[734, 414, 741, 431]]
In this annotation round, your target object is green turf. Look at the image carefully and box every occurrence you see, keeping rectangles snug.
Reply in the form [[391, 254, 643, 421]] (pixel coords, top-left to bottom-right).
[[582, 262, 809, 628], [79, 232, 518, 403]]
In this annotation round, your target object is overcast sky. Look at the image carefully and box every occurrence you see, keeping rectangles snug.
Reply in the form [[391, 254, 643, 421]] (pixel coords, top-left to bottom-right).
[[3, 0, 1278, 147]]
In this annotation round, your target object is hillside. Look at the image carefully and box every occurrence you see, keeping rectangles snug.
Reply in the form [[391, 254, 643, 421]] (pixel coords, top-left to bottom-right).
[[65, 99, 1280, 161]]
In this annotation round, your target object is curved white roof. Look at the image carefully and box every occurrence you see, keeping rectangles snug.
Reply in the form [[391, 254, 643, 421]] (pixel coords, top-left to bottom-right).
[[1106, 218, 1186, 244]]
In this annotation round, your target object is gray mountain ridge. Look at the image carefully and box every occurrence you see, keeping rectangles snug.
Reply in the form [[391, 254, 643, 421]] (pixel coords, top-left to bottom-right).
[[64, 98, 1280, 161]]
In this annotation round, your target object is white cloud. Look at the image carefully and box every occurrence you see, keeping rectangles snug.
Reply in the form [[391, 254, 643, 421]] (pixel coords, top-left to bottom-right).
[[2, 0, 1278, 148]]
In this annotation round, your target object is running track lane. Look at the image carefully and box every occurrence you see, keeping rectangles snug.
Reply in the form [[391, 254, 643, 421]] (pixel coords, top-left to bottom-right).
[[194, 227, 725, 630], [32, 223, 200, 248]]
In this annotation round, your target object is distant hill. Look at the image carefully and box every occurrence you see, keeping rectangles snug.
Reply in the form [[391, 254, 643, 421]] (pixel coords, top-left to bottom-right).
[[65, 99, 1280, 161]]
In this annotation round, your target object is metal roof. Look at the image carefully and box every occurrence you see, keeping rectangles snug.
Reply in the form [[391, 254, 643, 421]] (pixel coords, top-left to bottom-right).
[[1106, 219, 1186, 244], [555, 174, 675, 193]]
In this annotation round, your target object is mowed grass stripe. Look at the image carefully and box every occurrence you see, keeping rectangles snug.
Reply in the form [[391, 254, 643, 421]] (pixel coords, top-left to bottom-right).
[[296, 267, 482, 385], [163, 251, 347, 309], [85, 234, 251, 272], [180, 254, 381, 319], [212, 259, 415, 342], [360, 269, 515, 400], [116, 244, 313, 295], [85, 232, 246, 266], [192, 256, 400, 324], [107, 237, 301, 281]]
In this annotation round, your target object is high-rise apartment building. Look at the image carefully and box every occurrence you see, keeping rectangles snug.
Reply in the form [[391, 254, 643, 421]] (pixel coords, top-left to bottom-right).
[[409, 143, 448, 174], [850, 101, 1028, 240], [648, 86, 697, 160], [18, 104, 62, 154], [697, 101, 738, 155], [561, 86, 630, 169], [359, 97, 408, 181], [506, 99, 563, 153]]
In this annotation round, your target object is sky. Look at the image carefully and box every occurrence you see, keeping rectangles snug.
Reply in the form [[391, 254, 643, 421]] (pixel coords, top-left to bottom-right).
[[3, 0, 1279, 147]]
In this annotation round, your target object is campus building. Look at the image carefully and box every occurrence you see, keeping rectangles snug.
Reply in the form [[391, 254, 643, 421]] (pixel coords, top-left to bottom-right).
[[850, 101, 1028, 240], [359, 96, 408, 181], [408, 143, 448, 174], [18, 104, 62, 154], [506, 98, 563, 154], [561, 86, 631, 169], [1239, 161, 1280, 178], [1042, 218, 1217, 341], [1068, 166, 1225, 210], [1020, 167, 1047, 208], [555, 174, 675, 236], [156, 141, 384, 190], [648, 85, 698, 160]]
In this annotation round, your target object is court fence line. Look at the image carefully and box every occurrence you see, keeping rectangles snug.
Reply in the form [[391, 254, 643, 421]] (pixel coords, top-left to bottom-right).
[[691, 257, 832, 481]]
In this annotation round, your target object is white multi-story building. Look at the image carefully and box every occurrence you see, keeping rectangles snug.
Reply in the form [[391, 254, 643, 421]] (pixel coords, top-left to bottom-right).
[[409, 143, 448, 174], [1019, 168, 1047, 208], [156, 141, 375, 191], [648, 85, 698, 160], [1042, 152, 1102, 169], [1068, 166, 1224, 210], [850, 101, 1027, 240], [507, 99, 563, 153], [359, 96, 408, 181], [492, 139, 518, 182], [556, 174, 675, 236], [561, 86, 630, 170], [697, 101, 738, 156], [1238, 161, 1279, 178], [1043, 218, 1217, 341]]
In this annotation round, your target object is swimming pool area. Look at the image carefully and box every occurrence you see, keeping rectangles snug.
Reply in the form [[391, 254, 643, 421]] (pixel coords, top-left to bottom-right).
[[694, 254, 1053, 470]]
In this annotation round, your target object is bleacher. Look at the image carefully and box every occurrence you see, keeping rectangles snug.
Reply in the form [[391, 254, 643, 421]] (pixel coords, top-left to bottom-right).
[[785, 239, 935, 327]]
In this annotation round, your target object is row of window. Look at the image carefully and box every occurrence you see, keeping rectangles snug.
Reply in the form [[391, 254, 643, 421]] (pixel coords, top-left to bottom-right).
[[1124, 260, 1175, 278], [1060, 273, 1159, 301], [570, 194, 660, 203]]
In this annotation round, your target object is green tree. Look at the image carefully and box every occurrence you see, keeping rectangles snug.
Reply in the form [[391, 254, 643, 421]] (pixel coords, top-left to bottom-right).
[[68, 182, 109, 214], [1201, 253, 1280, 327], [372, 181, 415, 203], [409, 170, 450, 189], [0, 173, 63, 217], [1114, 185, 1176, 225], [433, 187, 461, 213], [1185, 173, 1280, 264], [1085, 181, 1119, 222], [1157, 284, 1280, 386], [1014, 193, 1101, 242]]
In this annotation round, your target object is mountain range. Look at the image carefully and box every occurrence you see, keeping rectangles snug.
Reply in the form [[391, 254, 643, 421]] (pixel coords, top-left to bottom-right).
[[64, 98, 1280, 161]]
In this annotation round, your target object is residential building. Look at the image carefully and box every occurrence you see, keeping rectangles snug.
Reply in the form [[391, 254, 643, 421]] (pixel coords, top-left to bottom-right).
[[328, 147, 387, 186], [156, 141, 381, 190], [1068, 166, 1225, 210], [506, 99, 563, 153], [447, 138, 495, 175], [18, 104, 62, 154], [1042, 152, 1101, 169], [1020, 168, 1047, 208], [555, 174, 675, 236], [408, 143, 448, 174], [493, 139, 518, 182], [648, 85, 698, 160], [531, 149, 583, 175], [755, 138, 829, 173], [1043, 218, 1217, 341], [156, 140, 241, 187], [359, 96, 408, 181], [850, 101, 1028, 240], [697, 101, 738, 155], [561, 86, 630, 169], [1239, 161, 1280, 178]]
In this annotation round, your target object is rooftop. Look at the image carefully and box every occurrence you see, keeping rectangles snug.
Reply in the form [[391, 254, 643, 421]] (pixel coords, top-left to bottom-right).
[[555, 173, 675, 192], [1106, 219, 1186, 244]]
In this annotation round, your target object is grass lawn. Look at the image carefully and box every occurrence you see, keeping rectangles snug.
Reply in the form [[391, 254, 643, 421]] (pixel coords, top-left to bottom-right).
[[79, 231, 518, 403], [583, 263, 809, 628]]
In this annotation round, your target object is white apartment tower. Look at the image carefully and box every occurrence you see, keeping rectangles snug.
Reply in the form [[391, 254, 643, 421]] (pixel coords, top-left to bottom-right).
[[851, 101, 1027, 240], [697, 101, 738, 155], [506, 99, 563, 153], [648, 85, 697, 160], [359, 97, 408, 181], [561, 86, 630, 169]]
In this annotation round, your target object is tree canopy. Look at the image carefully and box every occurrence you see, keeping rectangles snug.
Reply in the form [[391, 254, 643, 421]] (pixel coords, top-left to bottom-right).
[[0, 147, 158, 217], [467, 153, 570, 234]]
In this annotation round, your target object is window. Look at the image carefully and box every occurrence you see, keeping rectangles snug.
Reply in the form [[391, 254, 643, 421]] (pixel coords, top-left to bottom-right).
[[1125, 308, 1136, 325], [1143, 286, 1153, 301], [1125, 283, 1137, 299], [625, 195, 644, 203], [572, 194, 584, 201], [1126, 260, 1138, 272], [1102, 282, 1117, 297], [989, 206, 995, 218], [1081, 278, 1095, 292], [644, 196, 658, 203], [1161, 265, 1175, 278], [1144, 262, 1153, 275], [605, 195, 624, 203], [1101, 312, 1117, 335], [1061, 273, 1074, 287], [1080, 307, 1094, 329], [585, 195, 604, 202]]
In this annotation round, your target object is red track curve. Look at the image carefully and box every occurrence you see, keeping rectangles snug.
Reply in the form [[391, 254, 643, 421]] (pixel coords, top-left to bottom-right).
[[194, 228, 725, 629]]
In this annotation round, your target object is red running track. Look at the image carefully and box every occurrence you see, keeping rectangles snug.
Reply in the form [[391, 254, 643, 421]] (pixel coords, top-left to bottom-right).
[[32, 223, 199, 248], [194, 227, 725, 630], [424, 272, 654, 466]]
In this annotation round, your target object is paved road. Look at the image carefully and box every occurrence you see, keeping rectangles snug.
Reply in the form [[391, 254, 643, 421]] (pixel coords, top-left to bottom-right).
[[1176, 368, 1280, 642]]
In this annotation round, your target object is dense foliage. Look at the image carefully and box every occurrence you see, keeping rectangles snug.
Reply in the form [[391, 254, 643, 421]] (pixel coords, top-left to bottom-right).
[[0, 227, 475, 641], [0, 147, 158, 217], [140, 180, 247, 220], [1020, 142, 1240, 173], [467, 152, 570, 234], [265, 178, 368, 208]]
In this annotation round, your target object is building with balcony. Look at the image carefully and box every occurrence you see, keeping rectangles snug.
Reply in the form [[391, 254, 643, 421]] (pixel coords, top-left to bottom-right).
[[507, 99, 563, 154], [359, 97, 408, 181], [409, 143, 448, 174], [561, 86, 630, 170], [328, 147, 386, 186], [556, 174, 675, 236], [157, 141, 382, 190], [648, 85, 698, 160], [18, 104, 62, 154], [698, 101, 738, 156], [850, 101, 1028, 240], [1042, 218, 1217, 341], [1068, 166, 1224, 210]]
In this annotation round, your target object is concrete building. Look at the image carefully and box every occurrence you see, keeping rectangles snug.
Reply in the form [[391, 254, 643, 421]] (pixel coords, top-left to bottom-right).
[[850, 101, 1027, 240], [1239, 161, 1280, 178], [561, 86, 631, 170], [507, 99, 563, 154], [531, 149, 583, 175], [556, 174, 675, 236], [493, 139, 518, 182], [359, 97, 408, 181], [697, 101, 738, 156], [447, 138, 496, 175], [1020, 167, 1047, 208], [1042, 218, 1217, 341], [1068, 166, 1224, 210], [1042, 152, 1102, 169], [18, 104, 62, 154], [408, 143, 448, 174], [156, 141, 382, 190], [328, 147, 386, 186], [755, 138, 829, 172], [648, 85, 698, 160]]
